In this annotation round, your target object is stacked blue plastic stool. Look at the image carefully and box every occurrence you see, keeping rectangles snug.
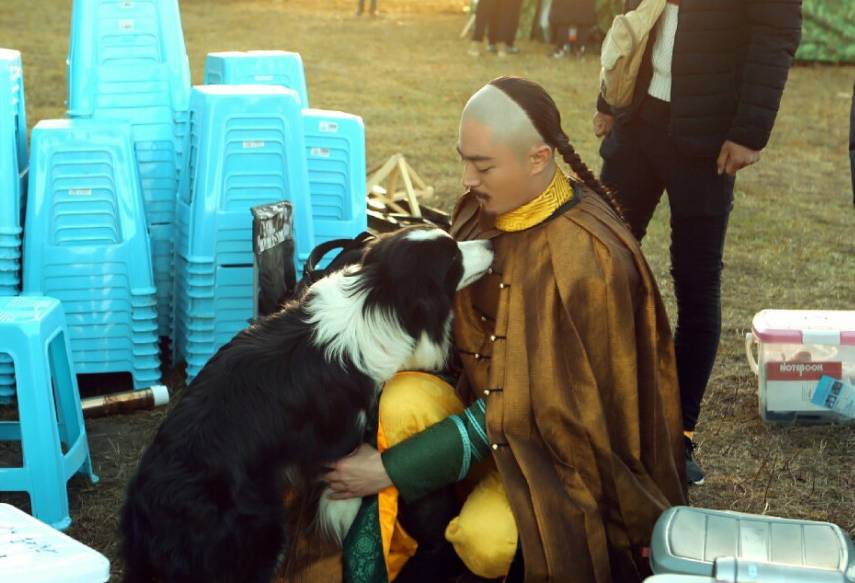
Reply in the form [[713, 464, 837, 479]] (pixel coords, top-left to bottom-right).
[[202, 50, 369, 266], [23, 119, 161, 389], [0, 49, 27, 295], [204, 50, 309, 106], [0, 49, 29, 403], [67, 0, 191, 338], [173, 85, 313, 381], [0, 296, 98, 530], [303, 109, 367, 262]]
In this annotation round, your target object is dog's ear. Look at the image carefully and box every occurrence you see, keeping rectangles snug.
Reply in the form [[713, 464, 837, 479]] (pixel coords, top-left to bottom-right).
[[398, 281, 451, 340]]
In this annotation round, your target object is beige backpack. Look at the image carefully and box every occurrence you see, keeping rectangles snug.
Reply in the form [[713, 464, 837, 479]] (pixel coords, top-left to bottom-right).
[[599, 0, 667, 109]]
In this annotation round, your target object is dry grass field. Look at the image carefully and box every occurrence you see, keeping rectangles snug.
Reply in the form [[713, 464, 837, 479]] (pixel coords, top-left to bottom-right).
[[2, 1, 854, 581]]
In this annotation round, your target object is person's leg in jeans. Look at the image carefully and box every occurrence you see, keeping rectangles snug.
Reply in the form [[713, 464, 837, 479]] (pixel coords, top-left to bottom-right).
[[669, 213, 730, 434], [651, 120, 735, 485], [657, 152, 734, 423], [599, 117, 666, 240]]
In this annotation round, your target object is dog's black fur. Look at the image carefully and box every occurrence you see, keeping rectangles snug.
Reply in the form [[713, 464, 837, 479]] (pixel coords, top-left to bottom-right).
[[120, 227, 492, 583]]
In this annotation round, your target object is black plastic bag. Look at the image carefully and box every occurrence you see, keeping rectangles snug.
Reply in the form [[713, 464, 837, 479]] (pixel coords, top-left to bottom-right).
[[252, 201, 297, 318]]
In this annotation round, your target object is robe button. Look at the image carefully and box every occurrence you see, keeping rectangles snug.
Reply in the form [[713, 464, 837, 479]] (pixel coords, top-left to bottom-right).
[[491, 443, 499, 451], [474, 353, 481, 360], [483, 389, 490, 396], [490, 335, 497, 342], [499, 283, 506, 289], [480, 316, 487, 322], [487, 267, 494, 275]]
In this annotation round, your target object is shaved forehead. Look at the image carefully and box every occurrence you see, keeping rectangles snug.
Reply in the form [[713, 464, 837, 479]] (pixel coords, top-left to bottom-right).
[[461, 84, 545, 156]]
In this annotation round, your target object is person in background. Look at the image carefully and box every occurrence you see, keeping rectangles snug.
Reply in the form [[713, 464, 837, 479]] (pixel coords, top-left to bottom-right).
[[549, 0, 598, 58], [593, 0, 803, 485], [469, 0, 501, 56], [356, 0, 378, 17]]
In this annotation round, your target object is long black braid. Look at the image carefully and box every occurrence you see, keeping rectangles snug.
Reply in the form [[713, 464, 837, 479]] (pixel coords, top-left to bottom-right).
[[553, 131, 625, 222], [488, 76, 625, 222]]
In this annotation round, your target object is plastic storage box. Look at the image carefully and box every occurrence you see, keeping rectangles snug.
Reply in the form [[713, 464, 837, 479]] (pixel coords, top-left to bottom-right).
[[746, 310, 855, 423], [650, 506, 855, 581], [0, 503, 109, 582]]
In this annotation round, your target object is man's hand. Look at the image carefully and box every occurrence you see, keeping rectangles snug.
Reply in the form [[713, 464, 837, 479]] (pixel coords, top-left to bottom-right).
[[593, 111, 615, 138], [716, 140, 761, 176], [324, 443, 392, 500]]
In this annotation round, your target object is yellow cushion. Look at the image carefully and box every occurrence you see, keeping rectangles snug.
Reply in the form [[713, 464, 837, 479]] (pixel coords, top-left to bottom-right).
[[445, 470, 517, 579], [379, 371, 465, 446]]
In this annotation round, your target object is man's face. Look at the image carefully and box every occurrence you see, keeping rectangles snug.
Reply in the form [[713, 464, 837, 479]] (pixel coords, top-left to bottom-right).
[[458, 119, 534, 216]]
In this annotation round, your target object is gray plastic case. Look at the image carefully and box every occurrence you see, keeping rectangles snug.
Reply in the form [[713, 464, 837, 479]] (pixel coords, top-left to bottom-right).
[[644, 576, 715, 583], [650, 506, 855, 581]]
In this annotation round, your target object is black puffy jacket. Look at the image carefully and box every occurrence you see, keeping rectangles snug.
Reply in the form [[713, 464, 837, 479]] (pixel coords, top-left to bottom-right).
[[599, 0, 803, 157]]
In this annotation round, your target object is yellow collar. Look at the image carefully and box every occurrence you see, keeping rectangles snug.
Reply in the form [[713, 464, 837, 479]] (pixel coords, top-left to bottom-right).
[[495, 169, 574, 232]]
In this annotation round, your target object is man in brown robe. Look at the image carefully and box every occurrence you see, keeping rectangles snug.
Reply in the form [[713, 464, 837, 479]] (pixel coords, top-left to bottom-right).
[[326, 76, 686, 582]]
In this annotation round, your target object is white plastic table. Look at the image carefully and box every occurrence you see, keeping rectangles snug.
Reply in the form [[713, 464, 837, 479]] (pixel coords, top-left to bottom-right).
[[0, 503, 109, 582]]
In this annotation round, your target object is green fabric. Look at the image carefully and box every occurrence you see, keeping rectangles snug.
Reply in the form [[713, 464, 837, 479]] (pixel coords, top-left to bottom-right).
[[797, 0, 855, 64], [382, 399, 490, 503], [342, 496, 388, 583], [342, 417, 388, 583]]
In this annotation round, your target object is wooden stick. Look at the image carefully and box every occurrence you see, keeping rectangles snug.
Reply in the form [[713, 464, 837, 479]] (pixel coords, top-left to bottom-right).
[[366, 154, 400, 193], [397, 156, 422, 218], [460, 13, 476, 39], [368, 190, 408, 215]]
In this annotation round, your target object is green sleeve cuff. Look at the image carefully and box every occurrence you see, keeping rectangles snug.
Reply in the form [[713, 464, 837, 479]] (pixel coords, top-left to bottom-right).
[[381, 399, 490, 503]]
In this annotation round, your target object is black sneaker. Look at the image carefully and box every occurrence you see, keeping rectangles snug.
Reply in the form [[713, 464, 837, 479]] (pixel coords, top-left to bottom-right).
[[684, 436, 705, 485]]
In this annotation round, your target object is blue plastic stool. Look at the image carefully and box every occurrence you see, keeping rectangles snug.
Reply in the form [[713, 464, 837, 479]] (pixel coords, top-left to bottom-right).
[[0, 296, 98, 530], [175, 85, 314, 270], [0, 48, 28, 200], [204, 50, 309, 107], [0, 49, 28, 296], [172, 85, 313, 381], [66, 0, 190, 119], [302, 109, 367, 255], [22, 119, 161, 388]]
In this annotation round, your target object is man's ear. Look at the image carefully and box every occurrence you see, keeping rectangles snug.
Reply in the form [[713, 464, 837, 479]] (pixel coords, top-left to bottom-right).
[[528, 143, 553, 175]]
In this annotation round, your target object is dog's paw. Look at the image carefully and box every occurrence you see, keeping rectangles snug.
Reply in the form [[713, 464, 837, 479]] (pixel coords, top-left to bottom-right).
[[316, 490, 361, 546]]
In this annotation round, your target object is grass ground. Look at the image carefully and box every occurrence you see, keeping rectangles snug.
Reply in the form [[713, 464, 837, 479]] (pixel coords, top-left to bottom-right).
[[2, 1, 854, 581]]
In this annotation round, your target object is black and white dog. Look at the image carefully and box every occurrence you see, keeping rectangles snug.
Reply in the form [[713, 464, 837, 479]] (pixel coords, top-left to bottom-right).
[[120, 226, 494, 583]]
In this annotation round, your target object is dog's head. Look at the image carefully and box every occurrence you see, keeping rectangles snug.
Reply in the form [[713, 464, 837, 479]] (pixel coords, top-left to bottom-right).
[[307, 226, 493, 380], [356, 225, 493, 354]]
